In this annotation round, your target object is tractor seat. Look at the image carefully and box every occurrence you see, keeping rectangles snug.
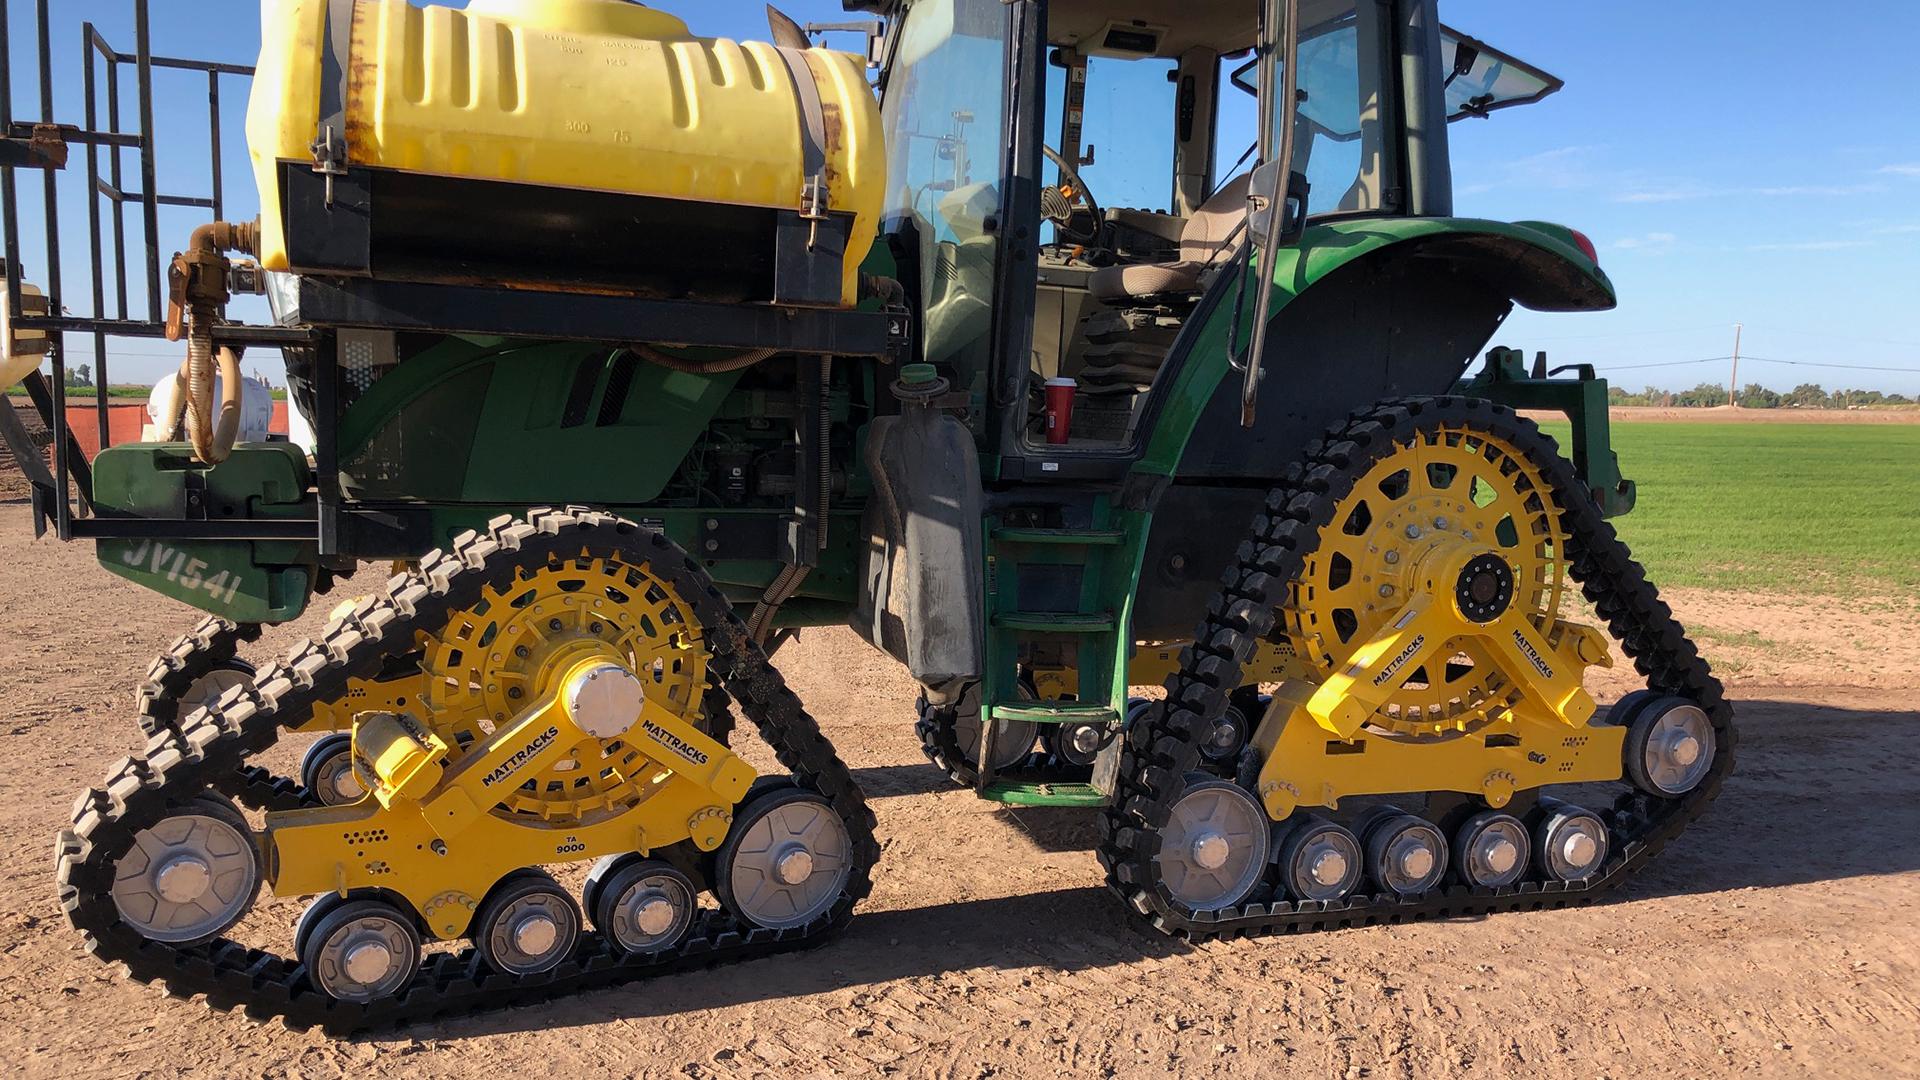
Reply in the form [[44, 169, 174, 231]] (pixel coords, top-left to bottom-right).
[[1087, 173, 1251, 303]]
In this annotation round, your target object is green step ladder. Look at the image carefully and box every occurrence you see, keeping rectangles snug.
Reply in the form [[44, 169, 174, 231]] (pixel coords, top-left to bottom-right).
[[975, 514, 1137, 806]]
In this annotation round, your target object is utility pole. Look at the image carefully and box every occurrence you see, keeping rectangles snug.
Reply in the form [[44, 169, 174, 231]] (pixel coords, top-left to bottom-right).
[[1727, 323, 1742, 408]]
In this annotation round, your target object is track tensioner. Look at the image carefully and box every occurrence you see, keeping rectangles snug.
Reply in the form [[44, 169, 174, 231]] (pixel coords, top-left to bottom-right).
[[58, 508, 877, 1028]]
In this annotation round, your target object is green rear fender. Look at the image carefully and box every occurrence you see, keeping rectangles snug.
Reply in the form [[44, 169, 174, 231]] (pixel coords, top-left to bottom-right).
[[1138, 217, 1615, 477]]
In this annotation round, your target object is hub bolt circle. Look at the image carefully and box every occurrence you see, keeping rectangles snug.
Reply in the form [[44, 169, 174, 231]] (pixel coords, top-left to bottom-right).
[[154, 855, 212, 904]]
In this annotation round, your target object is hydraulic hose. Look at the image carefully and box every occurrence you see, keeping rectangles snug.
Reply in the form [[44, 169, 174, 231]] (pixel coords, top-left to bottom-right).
[[174, 221, 257, 464]]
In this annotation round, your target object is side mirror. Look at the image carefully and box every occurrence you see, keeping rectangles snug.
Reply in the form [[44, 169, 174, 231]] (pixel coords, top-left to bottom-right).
[[1246, 160, 1309, 251]]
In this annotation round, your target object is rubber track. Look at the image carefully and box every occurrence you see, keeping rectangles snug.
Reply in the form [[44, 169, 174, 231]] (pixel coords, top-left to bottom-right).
[[57, 507, 878, 1033], [1098, 396, 1736, 938]]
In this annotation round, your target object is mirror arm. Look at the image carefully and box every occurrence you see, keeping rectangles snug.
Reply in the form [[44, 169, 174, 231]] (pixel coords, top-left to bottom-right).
[[1238, 0, 1301, 427]]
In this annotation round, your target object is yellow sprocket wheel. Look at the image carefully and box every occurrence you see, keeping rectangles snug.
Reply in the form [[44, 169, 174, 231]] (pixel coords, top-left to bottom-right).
[[1285, 421, 1568, 737], [415, 550, 714, 825]]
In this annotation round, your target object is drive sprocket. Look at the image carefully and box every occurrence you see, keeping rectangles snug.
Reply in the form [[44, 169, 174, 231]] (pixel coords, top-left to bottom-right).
[[1286, 419, 1568, 736]]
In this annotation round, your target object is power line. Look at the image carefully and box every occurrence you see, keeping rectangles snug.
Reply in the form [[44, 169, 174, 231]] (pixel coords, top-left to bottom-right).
[[1732, 355, 1919, 374], [1602, 356, 1734, 371]]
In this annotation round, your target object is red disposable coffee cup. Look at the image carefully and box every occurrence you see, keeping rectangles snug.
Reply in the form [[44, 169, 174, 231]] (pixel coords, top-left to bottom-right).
[[1044, 377, 1076, 444]]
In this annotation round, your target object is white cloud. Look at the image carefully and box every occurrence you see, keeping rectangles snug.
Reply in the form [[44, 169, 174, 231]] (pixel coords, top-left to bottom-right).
[[1876, 164, 1920, 177], [1613, 232, 1677, 249]]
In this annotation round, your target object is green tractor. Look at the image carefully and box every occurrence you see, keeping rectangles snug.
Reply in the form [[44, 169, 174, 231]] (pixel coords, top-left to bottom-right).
[[0, 0, 1727, 1030]]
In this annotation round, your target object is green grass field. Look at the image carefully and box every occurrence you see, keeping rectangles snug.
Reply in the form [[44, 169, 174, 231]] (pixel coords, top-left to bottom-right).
[[1539, 421, 1920, 596]]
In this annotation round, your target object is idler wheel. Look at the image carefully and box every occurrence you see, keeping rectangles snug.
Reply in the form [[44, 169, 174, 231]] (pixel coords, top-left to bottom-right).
[[297, 894, 422, 1003], [586, 856, 698, 955], [474, 870, 582, 976], [1274, 814, 1363, 903], [1534, 798, 1610, 882], [109, 793, 260, 945], [1153, 775, 1271, 910], [715, 785, 852, 930], [1452, 810, 1531, 889], [1358, 807, 1449, 896], [1623, 696, 1716, 796], [299, 732, 365, 806]]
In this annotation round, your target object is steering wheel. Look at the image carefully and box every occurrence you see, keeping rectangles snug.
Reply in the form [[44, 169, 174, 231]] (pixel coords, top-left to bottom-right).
[[1041, 144, 1104, 247]]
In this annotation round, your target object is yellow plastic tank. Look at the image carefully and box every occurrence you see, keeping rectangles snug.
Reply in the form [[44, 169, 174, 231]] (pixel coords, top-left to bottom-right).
[[246, 0, 884, 306]]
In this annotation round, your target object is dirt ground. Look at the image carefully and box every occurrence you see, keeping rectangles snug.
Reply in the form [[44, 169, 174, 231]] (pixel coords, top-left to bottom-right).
[[1, 507, 1917, 1080]]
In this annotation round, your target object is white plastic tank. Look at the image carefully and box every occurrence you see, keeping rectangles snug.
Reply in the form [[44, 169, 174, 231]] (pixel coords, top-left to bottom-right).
[[145, 373, 277, 445]]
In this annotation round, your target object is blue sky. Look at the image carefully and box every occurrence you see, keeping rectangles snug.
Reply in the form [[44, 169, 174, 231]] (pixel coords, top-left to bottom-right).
[[8, 0, 1918, 395]]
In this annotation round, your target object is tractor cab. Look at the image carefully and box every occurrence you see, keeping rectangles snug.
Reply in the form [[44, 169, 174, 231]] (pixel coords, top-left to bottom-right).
[[866, 0, 1562, 459]]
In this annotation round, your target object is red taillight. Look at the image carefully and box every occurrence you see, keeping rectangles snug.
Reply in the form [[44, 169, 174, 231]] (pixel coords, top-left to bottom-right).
[[1569, 229, 1599, 264]]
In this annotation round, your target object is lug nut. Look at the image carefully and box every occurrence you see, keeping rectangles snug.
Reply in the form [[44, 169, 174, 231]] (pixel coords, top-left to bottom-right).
[[1434, 516, 1449, 530], [1405, 524, 1422, 539], [1383, 550, 1400, 565], [548, 618, 564, 632], [515, 645, 531, 658], [1379, 584, 1395, 598], [508, 687, 523, 700]]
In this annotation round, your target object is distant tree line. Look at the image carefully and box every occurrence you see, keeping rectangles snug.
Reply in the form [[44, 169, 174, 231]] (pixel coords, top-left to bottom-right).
[[1607, 382, 1914, 408]]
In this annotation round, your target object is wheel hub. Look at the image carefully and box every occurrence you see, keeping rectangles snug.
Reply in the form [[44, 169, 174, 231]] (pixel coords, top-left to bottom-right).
[[633, 896, 677, 937], [1561, 832, 1598, 867], [1308, 846, 1349, 887], [153, 854, 211, 903], [1477, 834, 1519, 875], [1663, 730, 1701, 767], [1068, 724, 1103, 756], [341, 938, 395, 985], [1391, 839, 1435, 880], [1454, 553, 1515, 623], [1191, 832, 1231, 871], [773, 843, 815, 886], [511, 912, 559, 956]]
